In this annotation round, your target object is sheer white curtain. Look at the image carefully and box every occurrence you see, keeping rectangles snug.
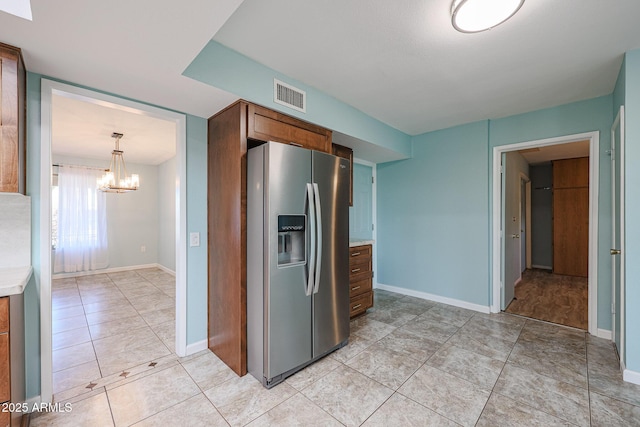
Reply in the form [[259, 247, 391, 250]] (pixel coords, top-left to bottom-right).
[[54, 165, 109, 273]]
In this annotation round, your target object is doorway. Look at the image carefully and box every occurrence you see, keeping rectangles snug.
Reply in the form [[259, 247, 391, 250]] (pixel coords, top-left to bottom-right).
[[40, 79, 187, 403], [491, 131, 600, 337]]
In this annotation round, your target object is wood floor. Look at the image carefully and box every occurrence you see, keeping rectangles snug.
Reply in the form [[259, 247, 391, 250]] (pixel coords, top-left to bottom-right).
[[505, 268, 588, 330]]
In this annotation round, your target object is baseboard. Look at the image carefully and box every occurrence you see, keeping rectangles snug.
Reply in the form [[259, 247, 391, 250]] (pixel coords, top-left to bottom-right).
[[52, 263, 171, 279], [623, 368, 640, 385], [375, 282, 491, 314], [155, 264, 176, 276], [186, 339, 208, 356], [531, 264, 552, 270], [597, 329, 612, 340]]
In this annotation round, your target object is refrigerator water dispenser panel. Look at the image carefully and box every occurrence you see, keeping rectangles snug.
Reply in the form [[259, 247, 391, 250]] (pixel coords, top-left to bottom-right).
[[277, 215, 306, 266]]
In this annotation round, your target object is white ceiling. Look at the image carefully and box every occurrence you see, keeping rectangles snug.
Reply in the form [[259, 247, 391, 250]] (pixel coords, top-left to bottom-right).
[[214, 0, 640, 135], [1, 0, 640, 150], [519, 140, 590, 165], [52, 95, 176, 165]]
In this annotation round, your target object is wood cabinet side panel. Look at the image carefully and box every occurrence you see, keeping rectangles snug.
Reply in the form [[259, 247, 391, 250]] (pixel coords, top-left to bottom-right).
[[553, 188, 589, 277], [553, 157, 589, 189], [207, 101, 247, 376], [0, 333, 9, 403], [0, 299, 8, 333], [0, 56, 20, 193], [332, 143, 353, 206]]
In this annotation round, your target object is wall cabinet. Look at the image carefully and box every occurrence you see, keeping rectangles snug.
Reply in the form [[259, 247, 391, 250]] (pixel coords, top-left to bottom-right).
[[207, 101, 333, 376], [553, 157, 589, 277], [349, 244, 373, 317], [0, 295, 25, 427], [0, 43, 26, 194]]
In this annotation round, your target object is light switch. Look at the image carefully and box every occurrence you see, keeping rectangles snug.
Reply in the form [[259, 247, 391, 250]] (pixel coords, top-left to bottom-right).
[[190, 232, 200, 247]]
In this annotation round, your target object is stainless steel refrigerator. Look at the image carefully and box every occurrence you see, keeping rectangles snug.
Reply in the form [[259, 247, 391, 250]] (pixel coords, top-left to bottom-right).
[[247, 141, 350, 388]]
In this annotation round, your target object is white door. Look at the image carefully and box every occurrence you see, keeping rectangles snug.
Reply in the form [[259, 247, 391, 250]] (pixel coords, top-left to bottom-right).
[[520, 177, 527, 273], [611, 106, 625, 363]]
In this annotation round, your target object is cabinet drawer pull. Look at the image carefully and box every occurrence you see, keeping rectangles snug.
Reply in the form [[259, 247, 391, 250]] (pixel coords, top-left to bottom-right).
[[352, 304, 362, 310], [351, 252, 360, 256], [351, 286, 361, 291], [351, 268, 361, 273]]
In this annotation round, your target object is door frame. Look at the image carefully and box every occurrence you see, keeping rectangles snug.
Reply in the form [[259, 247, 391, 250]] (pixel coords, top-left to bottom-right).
[[491, 131, 600, 338], [354, 158, 377, 287], [611, 105, 625, 367], [39, 79, 188, 403], [518, 173, 531, 274]]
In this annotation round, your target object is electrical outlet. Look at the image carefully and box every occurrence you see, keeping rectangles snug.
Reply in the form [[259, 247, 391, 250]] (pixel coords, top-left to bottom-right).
[[140, 245, 146, 253], [190, 232, 200, 247]]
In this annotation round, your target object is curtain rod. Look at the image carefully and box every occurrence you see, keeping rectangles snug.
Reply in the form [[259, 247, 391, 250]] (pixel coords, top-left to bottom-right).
[[52, 163, 108, 172]]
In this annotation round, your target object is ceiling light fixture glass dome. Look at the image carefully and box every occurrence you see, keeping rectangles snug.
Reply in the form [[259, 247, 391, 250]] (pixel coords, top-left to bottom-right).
[[451, 0, 525, 33]]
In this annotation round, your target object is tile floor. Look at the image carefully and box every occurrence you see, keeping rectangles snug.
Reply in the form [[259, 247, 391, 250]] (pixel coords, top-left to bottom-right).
[[33, 286, 640, 426], [49, 268, 177, 402]]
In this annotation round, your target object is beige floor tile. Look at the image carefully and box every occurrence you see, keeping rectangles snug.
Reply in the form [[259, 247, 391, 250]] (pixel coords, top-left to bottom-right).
[[302, 365, 393, 427], [418, 303, 475, 327], [426, 344, 505, 391], [132, 394, 228, 427], [52, 295, 83, 310], [30, 392, 114, 427], [285, 355, 342, 391], [247, 393, 342, 427], [330, 334, 375, 363], [362, 393, 458, 427], [377, 327, 442, 363], [151, 320, 175, 352], [52, 305, 85, 321], [350, 317, 397, 341], [181, 350, 238, 391], [82, 298, 136, 315], [365, 306, 417, 327], [462, 314, 525, 343], [107, 364, 200, 426], [88, 314, 148, 340], [85, 305, 139, 325], [93, 326, 161, 356], [399, 317, 459, 343], [508, 341, 588, 388], [205, 373, 297, 426], [398, 365, 490, 427], [589, 391, 640, 426], [52, 313, 88, 334], [476, 393, 572, 426], [95, 334, 171, 376], [446, 326, 516, 362], [53, 341, 96, 372], [53, 326, 91, 350], [53, 359, 101, 394], [129, 293, 175, 313], [140, 306, 175, 326], [346, 343, 422, 390], [493, 363, 590, 425]]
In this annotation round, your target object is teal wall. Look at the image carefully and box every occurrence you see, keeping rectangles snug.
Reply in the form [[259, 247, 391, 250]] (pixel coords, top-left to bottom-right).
[[349, 163, 373, 240], [490, 95, 613, 330], [623, 49, 640, 373], [377, 121, 490, 306], [377, 96, 614, 327], [24, 73, 209, 398], [184, 41, 412, 159]]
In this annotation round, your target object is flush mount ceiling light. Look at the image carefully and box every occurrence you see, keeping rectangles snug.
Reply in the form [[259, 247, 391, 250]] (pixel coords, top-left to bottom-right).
[[97, 132, 140, 193], [451, 0, 525, 33]]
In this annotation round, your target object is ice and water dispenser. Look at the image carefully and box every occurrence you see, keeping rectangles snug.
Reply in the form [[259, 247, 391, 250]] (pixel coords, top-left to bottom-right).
[[277, 215, 306, 266]]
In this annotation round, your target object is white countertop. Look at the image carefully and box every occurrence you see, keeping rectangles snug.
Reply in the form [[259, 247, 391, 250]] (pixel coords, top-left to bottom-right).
[[349, 238, 375, 247], [0, 266, 33, 297]]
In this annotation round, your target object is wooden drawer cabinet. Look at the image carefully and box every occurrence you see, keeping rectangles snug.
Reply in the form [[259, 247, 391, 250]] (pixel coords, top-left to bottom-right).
[[349, 244, 373, 318], [0, 295, 24, 427], [247, 103, 331, 153]]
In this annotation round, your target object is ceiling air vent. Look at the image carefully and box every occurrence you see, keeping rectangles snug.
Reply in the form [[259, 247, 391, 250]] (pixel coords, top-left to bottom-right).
[[274, 79, 306, 113]]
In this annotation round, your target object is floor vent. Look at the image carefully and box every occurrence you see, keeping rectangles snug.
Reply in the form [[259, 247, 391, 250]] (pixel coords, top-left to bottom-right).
[[274, 78, 306, 113]]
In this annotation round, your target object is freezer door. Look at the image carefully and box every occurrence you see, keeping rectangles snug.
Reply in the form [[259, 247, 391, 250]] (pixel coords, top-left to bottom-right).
[[311, 151, 350, 357], [265, 143, 313, 380]]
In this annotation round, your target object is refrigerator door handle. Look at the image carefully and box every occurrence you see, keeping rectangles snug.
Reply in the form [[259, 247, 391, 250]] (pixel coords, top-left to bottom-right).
[[306, 183, 316, 296], [312, 183, 322, 294]]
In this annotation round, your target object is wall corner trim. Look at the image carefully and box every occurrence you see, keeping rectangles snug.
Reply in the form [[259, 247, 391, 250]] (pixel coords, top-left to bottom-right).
[[623, 368, 640, 386], [186, 339, 208, 356], [596, 329, 612, 340], [375, 282, 490, 314]]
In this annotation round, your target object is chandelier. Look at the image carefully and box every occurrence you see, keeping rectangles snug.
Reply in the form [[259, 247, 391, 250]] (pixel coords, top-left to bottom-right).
[[97, 132, 140, 193]]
